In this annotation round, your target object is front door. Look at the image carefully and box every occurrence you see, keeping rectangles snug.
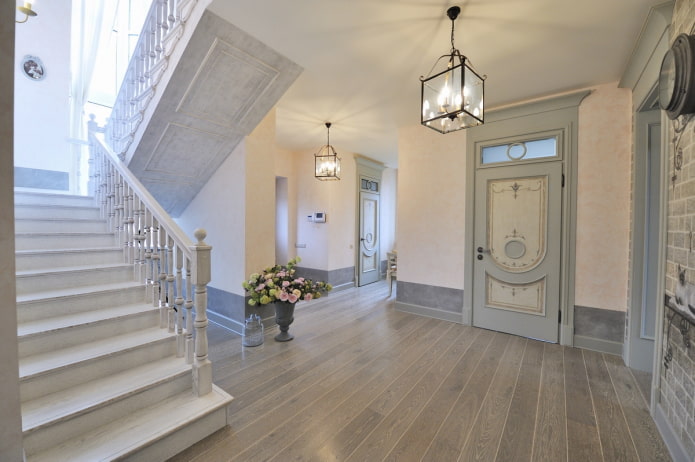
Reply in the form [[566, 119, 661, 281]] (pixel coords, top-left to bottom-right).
[[358, 189, 380, 286], [473, 159, 563, 342]]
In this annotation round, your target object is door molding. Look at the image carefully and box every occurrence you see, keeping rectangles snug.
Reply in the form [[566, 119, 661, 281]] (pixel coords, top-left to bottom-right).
[[355, 156, 385, 286], [464, 90, 589, 346]]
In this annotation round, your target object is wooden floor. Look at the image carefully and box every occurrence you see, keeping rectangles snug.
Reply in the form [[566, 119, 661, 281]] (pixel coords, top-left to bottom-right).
[[169, 282, 671, 462]]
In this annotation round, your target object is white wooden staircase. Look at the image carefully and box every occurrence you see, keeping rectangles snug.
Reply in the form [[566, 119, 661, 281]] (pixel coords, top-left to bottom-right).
[[15, 191, 232, 462]]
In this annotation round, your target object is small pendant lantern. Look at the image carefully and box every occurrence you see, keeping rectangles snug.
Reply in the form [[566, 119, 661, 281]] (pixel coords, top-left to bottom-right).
[[420, 6, 485, 134], [314, 122, 341, 181]]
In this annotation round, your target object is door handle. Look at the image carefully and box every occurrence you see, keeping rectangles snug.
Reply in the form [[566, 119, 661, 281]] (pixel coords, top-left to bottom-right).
[[477, 246, 488, 260]]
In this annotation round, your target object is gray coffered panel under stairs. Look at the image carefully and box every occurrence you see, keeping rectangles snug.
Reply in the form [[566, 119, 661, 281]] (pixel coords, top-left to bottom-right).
[[127, 10, 302, 216]]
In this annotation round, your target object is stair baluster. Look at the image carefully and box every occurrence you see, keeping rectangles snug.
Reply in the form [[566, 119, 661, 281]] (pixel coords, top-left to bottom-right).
[[185, 258, 193, 365], [175, 245, 185, 357], [88, 127, 214, 397], [158, 226, 168, 328], [167, 235, 176, 333]]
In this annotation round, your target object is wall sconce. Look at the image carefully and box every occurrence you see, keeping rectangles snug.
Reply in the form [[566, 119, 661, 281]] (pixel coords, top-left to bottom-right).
[[16, 1, 38, 23]]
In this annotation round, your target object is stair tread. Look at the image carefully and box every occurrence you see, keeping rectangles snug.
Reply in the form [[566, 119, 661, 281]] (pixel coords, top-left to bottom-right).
[[15, 202, 99, 209], [16, 262, 133, 277], [19, 327, 174, 379], [16, 246, 121, 256], [18, 303, 158, 337], [22, 357, 191, 432], [17, 280, 144, 303], [15, 217, 105, 222], [29, 385, 232, 462], [16, 231, 114, 237]]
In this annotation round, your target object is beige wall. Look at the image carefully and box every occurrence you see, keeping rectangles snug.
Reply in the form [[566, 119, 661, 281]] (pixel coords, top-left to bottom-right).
[[396, 84, 632, 312], [245, 111, 277, 275], [397, 125, 467, 290], [575, 83, 633, 311], [1, 0, 23, 459], [295, 148, 357, 271]]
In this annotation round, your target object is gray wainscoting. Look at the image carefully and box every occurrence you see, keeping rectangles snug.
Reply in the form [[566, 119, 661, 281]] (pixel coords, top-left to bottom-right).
[[15, 167, 69, 191], [206, 286, 275, 335], [395, 281, 464, 323], [573, 305, 625, 355], [296, 266, 355, 291]]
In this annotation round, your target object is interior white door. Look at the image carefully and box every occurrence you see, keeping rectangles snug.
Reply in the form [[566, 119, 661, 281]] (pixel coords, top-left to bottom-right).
[[473, 161, 562, 342], [358, 190, 380, 286]]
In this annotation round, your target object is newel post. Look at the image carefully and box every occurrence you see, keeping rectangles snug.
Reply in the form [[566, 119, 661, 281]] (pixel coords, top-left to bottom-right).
[[191, 228, 212, 396]]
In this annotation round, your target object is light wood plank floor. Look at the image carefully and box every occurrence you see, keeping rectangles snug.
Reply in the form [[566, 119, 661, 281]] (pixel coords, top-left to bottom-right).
[[169, 281, 671, 462]]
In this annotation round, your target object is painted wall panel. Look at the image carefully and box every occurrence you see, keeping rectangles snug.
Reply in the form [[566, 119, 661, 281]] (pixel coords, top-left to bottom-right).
[[14, 0, 72, 177], [576, 83, 632, 311]]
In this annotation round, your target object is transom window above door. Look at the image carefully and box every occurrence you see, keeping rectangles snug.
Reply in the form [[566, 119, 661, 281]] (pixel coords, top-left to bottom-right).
[[481, 135, 559, 166]]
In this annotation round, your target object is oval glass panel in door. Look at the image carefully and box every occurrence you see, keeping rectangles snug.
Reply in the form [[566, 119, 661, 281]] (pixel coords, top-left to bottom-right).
[[487, 175, 547, 272]]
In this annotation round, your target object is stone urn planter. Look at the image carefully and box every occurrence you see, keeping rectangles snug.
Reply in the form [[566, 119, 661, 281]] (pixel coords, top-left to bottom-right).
[[274, 302, 296, 342]]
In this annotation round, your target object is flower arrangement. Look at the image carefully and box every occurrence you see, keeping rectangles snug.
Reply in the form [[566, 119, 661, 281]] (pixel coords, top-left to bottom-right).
[[242, 257, 332, 306]]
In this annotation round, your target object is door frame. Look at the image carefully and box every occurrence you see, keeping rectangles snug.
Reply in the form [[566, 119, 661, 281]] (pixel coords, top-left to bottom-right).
[[354, 156, 385, 286], [464, 91, 589, 346], [626, 98, 664, 372]]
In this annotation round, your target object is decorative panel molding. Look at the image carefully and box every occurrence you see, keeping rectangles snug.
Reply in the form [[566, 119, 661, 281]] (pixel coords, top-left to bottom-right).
[[488, 176, 547, 272], [177, 38, 280, 128], [144, 123, 230, 179], [126, 10, 303, 217], [485, 273, 546, 316]]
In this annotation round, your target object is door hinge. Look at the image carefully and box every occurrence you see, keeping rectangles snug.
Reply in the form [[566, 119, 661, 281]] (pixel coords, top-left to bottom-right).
[[561, 173, 565, 188]]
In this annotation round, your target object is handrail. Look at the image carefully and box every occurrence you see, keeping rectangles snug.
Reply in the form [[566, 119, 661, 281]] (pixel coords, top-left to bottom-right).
[[88, 119, 212, 396], [105, 0, 207, 161]]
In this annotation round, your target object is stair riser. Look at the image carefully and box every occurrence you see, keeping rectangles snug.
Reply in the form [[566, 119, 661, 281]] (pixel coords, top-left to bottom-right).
[[14, 193, 96, 208], [122, 405, 228, 462], [23, 371, 192, 457], [18, 309, 161, 358], [18, 285, 146, 324], [16, 266, 135, 295], [16, 233, 116, 250], [20, 336, 177, 402], [15, 219, 107, 233], [15, 249, 124, 271], [15, 205, 102, 220]]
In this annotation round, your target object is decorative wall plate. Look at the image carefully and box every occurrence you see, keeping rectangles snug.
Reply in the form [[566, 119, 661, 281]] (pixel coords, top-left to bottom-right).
[[21, 55, 45, 81], [659, 34, 695, 119]]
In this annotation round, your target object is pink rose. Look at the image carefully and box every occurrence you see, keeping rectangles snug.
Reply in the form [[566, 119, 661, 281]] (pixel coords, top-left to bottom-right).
[[288, 293, 298, 303], [282, 280, 290, 287], [255, 283, 266, 292], [279, 291, 289, 302], [304, 293, 313, 301]]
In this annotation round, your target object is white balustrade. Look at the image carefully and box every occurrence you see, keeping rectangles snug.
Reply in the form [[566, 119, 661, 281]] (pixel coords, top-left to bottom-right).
[[104, 0, 200, 160], [88, 122, 213, 397]]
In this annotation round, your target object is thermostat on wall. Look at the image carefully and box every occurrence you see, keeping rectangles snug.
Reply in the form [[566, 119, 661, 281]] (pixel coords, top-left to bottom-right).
[[313, 212, 326, 223]]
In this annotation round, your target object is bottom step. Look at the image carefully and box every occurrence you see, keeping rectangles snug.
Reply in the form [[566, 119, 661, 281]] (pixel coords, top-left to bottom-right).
[[28, 385, 233, 462]]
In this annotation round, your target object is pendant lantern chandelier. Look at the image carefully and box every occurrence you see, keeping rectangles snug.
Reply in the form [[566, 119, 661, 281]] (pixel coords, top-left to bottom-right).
[[314, 122, 341, 181], [420, 6, 485, 134]]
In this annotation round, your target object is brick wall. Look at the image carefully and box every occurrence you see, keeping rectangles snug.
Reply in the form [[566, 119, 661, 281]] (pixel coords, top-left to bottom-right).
[[660, 0, 695, 457]]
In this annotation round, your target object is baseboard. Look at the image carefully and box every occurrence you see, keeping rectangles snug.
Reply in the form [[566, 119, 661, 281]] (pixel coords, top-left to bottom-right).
[[655, 402, 690, 462], [395, 301, 463, 324], [573, 334, 623, 355], [207, 311, 243, 335], [331, 281, 355, 292]]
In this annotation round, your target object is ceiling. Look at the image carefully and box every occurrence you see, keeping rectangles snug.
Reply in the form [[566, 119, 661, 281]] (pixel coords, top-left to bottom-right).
[[208, 0, 663, 167]]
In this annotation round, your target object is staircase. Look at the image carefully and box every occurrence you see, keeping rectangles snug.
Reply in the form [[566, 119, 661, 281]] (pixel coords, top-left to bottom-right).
[[15, 191, 232, 462]]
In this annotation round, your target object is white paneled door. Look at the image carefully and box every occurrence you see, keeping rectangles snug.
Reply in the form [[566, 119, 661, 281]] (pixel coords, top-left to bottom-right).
[[473, 161, 563, 342], [358, 190, 380, 286]]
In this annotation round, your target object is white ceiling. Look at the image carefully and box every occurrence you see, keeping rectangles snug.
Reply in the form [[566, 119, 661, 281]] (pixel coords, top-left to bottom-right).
[[208, 0, 663, 167]]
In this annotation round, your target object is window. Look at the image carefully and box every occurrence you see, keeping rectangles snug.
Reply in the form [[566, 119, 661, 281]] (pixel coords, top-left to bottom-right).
[[481, 136, 557, 165]]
